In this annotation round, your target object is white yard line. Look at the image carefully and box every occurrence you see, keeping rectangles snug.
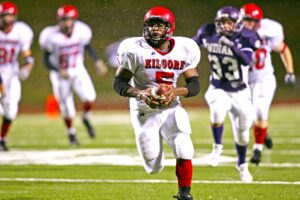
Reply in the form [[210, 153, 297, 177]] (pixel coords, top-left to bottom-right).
[[0, 149, 299, 167], [0, 178, 299, 185]]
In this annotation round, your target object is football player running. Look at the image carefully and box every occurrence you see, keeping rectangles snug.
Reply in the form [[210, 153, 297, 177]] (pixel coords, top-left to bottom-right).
[[0, 2, 34, 151], [241, 3, 296, 165], [193, 6, 260, 182], [39, 5, 108, 146], [113, 6, 200, 200]]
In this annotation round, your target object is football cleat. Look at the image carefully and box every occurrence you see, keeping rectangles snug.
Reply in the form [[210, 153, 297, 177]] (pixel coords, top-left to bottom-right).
[[208, 143, 223, 167], [0, 140, 9, 151], [68, 134, 79, 147], [82, 118, 96, 138], [264, 133, 273, 149], [236, 163, 253, 183], [250, 149, 262, 165], [173, 193, 193, 200]]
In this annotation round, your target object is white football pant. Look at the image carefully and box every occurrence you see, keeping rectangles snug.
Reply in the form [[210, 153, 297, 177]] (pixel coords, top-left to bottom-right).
[[205, 85, 253, 145], [130, 105, 194, 174], [249, 74, 276, 121], [0, 74, 21, 120], [50, 67, 96, 118]]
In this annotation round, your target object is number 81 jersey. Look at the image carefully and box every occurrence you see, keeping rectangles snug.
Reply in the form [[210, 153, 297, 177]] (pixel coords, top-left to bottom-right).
[[117, 37, 200, 110], [0, 21, 33, 75], [193, 23, 260, 92]]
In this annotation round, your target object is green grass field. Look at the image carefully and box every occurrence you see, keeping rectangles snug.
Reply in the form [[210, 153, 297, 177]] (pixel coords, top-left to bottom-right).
[[0, 105, 299, 200]]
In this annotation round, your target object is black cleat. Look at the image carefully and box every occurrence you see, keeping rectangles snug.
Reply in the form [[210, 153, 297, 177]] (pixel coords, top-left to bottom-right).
[[173, 193, 193, 200], [0, 140, 9, 151], [82, 118, 96, 138], [264, 134, 273, 149], [250, 149, 261, 165], [68, 134, 79, 147]]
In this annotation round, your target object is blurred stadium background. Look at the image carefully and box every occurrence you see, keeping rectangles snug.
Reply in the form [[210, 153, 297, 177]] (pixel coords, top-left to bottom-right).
[[13, 0, 299, 112]]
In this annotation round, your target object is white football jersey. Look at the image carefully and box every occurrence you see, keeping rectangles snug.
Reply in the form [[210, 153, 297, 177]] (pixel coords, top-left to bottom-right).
[[117, 37, 201, 110], [249, 18, 284, 82], [39, 20, 92, 75], [0, 21, 33, 76]]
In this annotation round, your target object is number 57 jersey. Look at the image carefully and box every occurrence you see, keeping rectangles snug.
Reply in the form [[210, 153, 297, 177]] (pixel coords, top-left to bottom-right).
[[193, 23, 260, 92], [118, 37, 200, 110]]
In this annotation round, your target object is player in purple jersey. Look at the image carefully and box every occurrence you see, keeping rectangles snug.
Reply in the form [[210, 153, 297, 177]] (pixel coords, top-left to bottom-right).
[[193, 6, 260, 182]]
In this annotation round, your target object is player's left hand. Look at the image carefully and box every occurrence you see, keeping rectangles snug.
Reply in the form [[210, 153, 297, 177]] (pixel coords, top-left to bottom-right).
[[218, 36, 234, 47], [95, 60, 108, 76], [285, 73, 296, 85], [159, 85, 176, 107], [18, 67, 31, 81]]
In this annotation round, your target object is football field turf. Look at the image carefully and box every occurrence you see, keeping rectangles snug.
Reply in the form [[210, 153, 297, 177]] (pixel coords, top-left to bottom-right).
[[0, 105, 299, 199]]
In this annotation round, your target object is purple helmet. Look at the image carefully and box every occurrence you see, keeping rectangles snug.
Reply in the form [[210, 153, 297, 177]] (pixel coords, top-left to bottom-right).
[[215, 6, 243, 36]]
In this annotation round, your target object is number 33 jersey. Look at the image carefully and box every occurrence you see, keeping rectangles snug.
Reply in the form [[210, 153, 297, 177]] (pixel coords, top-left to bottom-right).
[[193, 23, 260, 92], [0, 21, 33, 75], [117, 37, 200, 110]]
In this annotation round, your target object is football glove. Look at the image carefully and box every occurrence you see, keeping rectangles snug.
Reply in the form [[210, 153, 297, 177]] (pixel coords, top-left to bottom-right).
[[95, 59, 108, 76], [218, 36, 234, 47], [18, 67, 31, 81], [284, 73, 296, 85]]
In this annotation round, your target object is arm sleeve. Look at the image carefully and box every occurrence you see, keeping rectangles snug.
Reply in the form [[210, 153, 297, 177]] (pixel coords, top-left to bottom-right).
[[43, 51, 58, 71], [113, 76, 131, 97], [84, 44, 100, 61], [231, 46, 252, 66], [184, 76, 200, 97]]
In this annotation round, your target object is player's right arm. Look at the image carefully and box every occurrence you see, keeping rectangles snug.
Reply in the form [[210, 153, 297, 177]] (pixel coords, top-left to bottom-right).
[[113, 67, 160, 108], [272, 40, 295, 85]]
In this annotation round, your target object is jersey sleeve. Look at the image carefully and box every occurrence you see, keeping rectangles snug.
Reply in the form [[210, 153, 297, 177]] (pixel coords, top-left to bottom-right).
[[192, 23, 214, 47], [78, 21, 92, 45], [182, 38, 201, 72], [39, 27, 53, 52], [19, 23, 33, 52], [117, 38, 137, 73], [269, 23, 284, 49]]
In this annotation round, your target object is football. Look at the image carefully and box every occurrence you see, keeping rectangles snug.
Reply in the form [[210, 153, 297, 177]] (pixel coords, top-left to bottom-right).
[[151, 84, 170, 100]]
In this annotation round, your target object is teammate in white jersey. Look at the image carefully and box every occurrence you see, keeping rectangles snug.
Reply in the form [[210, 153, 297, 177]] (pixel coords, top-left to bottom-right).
[[39, 5, 108, 146], [0, 2, 34, 151], [241, 3, 296, 165], [113, 6, 200, 200]]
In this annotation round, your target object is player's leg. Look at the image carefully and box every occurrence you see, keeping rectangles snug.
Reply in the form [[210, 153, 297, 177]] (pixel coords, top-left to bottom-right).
[[250, 77, 276, 164], [230, 90, 253, 182], [130, 109, 164, 174], [161, 106, 194, 199], [0, 76, 21, 151], [50, 72, 78, 146], [73, 70, 97, 138], [205, 86, 231, 166]]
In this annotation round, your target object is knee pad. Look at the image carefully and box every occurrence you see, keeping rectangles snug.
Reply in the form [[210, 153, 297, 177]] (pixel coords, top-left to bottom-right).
[[173, 134, 194, 159], [234, 129, 250, 146], [143, 158, 164, 174]]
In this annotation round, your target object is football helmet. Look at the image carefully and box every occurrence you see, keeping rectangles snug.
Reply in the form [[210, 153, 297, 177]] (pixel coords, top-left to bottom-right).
[[241, 3, 263, 22], [0, 1, 18, 15], [215, 6, 243, 36], [143, 6, 175, 47], [57, 4, 79, 20]]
